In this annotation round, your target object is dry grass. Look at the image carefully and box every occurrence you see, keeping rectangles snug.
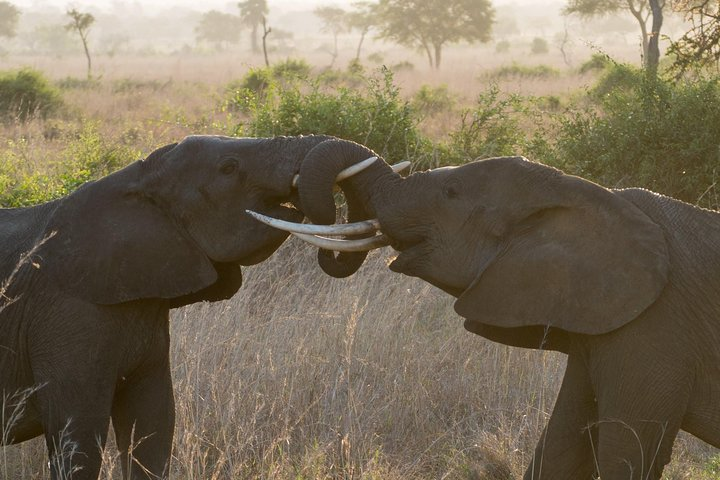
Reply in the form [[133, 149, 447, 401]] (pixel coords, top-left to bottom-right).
[[1, 49, 718, 478]]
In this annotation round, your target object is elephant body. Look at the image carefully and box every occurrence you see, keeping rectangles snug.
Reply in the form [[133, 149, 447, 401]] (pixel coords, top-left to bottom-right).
[[0, 134, 376, 480], [294, 155, 720, 479]]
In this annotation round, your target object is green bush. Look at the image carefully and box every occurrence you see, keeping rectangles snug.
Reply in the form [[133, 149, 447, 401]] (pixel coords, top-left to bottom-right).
[[440, 86, 553, 166], [0, 68, 63, 121], [231, 67, 428, 163], [486, 63, 560, 80], [412, 84, 455, 116], [579, 53, 612, 74], [0, 124, 139, 207], [555, 65, 720, 206], [530, 37, 549, 55]]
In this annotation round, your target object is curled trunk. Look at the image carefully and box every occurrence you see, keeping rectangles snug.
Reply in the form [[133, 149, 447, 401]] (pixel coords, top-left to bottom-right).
[[298, 138, 394, 277]]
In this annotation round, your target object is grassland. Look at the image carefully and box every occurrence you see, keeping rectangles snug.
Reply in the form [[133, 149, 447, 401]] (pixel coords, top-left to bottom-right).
[[1, 45, 719, 478]]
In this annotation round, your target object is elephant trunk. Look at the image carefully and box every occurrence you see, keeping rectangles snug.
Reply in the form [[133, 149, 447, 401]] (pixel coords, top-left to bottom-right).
[[297, 138, 397, 278]]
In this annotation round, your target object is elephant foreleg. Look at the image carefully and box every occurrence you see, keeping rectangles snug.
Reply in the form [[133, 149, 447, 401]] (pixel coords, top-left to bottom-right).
[[524, 353, 598, 480], [112, 359, 175, 480]]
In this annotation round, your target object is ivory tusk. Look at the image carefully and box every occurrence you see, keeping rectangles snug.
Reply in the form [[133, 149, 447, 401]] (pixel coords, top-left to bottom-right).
[[292, 232, 391, 252], [391, 160, 411, 174], [291, 157, 411, 188], [246, 210, 380, 236]]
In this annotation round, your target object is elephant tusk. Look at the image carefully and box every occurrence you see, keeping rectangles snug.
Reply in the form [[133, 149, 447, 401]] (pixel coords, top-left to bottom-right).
[[391, 160, 411, 174], [292, 156, 378, 188], [292, 232, 391, 252], [246, 210, 380, 236], [291, 158, 411, 188]]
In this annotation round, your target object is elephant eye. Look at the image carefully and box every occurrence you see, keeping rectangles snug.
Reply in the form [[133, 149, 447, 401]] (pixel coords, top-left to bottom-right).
[[220, 159, 238, 175], [442, 181, 461, 199]]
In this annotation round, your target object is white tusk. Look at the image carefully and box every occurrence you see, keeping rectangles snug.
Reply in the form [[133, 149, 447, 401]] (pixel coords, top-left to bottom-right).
[[246, 210, 380, 236], [391, 160, 411, 174], [292, 232, 390, 252], [335, 156, 378, 182]]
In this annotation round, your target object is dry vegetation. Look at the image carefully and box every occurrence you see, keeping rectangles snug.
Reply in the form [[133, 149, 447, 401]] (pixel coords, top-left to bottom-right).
[[1, 45, 719, 478]]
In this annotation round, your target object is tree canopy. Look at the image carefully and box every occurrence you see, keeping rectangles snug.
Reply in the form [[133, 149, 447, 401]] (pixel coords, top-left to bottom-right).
[[65, 9, 95, 79], [238, 0, 268, 53], [195, 10, 242, 50], [371, 0, 494, 69], [0, 1, 21, 39], [669, 0, 720, 76], [564, 0, 666, 72]]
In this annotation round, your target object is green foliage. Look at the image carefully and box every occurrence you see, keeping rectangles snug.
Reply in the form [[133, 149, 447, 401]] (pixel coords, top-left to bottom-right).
[[411, 84, 455, 115], [486, 63, 560, 80], [555, 65, 720, 206], [579, 53, 612, 74], [441, 86, 552, 166], [0, 124, 138, 207], [530, 37, 549, 55], [0, 1, 20, 39], [589, 61, 642, 98], [0, 68, 63, 121], [231, 67, 427, 162], [228, 59, 312, 96], [495, 40, 511, 53]]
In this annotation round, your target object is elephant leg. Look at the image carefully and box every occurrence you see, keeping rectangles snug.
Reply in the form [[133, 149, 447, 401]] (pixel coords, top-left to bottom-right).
[[112, 360, 175, 480], [524, 353, 598, 480], [594, 402, 683, 480], [35, 383, 114, 480]]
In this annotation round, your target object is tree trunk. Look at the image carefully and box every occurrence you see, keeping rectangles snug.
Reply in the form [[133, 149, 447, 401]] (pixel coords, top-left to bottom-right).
[[354, 29, 367, 62], [422, 42, 433, 69], [627, 0, 649, 66], [433, 43, 442, 69], [251, 24, 259, 53], [80, 33, 91, 80], [262, 17, 271, 67], [647, 0, 664, 74]]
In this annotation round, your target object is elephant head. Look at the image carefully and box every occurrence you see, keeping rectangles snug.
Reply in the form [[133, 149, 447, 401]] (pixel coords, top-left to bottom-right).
[[42, 134, 382, 305], [258, 155, 670, 352]]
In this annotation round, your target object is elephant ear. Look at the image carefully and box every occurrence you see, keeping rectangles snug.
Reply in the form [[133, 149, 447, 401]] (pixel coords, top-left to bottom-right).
[[45, 145, 217, 305], [455, 174, 669, 336]]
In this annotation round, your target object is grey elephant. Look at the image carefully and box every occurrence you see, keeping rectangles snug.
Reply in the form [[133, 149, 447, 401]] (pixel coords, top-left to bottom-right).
[[256, 150, 720, 479], [0, 135, 388, 480]]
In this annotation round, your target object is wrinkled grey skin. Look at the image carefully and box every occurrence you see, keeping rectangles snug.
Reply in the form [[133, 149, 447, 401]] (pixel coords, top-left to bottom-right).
[[303, 155, 720, 479], [0, 134, 373, 480]]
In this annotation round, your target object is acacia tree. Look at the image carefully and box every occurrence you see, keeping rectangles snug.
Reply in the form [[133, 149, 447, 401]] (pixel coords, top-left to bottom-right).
[[315, 5, 347, 67], [372, 0, 494, 69], [195, 10, 242, 50], [668, 0, 720, 76], [238, 0, 268, 54], [564, 0, 666, 72], [348, 1, 374, 62], [65, 9, 95, 80], [0, 1, 20, 40]]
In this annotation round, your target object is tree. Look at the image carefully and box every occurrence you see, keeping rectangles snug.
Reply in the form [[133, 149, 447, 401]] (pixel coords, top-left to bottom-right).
[[347, 1, 374, 62], [314, 5, 348, 67], [0, 1, 20, 39], [372, 0, 494, 70], [65, 9, 95, 80], [668, 0, 720, 76], [195, 10, 242, 50], [238, 0, 268, 54], [564, 0, 666, 73]]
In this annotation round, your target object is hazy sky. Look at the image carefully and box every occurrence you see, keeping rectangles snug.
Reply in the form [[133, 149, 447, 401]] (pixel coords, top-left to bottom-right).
[[12, 0, 531, 12]]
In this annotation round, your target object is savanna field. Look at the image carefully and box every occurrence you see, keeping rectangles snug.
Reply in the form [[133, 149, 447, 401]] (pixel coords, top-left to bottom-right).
[[2, 37, 720, 479]]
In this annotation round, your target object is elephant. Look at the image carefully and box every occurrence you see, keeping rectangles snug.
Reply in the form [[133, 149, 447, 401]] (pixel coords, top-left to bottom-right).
[[254, 150, 720, 479], [0, 134, 388, 480]]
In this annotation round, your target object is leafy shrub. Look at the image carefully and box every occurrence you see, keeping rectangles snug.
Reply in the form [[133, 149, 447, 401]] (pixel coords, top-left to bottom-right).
[[495, 40, 511, 53], [0, 124, 138, 206], [56, 76, 101, 90], [440, 86, 553, 166], [589, 62, 643, 98], [0, 68, 63, 121], [555, 66, 720, 206], [530, 38, 549, 55], [486, 63, 560, 80], [231, 67, 428, 162], [579, 53, 612, 74], [412, 84, 455, 116]]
